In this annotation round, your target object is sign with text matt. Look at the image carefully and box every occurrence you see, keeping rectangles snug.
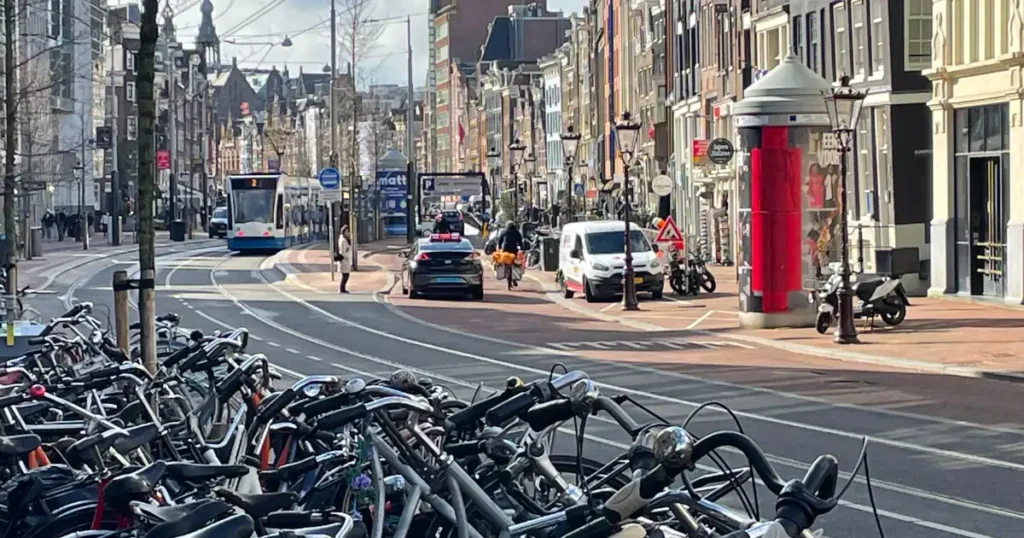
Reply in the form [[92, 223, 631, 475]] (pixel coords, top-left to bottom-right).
[[376, 171, 408, 216]]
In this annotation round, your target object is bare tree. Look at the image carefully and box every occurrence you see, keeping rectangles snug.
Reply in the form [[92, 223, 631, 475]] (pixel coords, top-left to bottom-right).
[[137, 0, 160, 372]]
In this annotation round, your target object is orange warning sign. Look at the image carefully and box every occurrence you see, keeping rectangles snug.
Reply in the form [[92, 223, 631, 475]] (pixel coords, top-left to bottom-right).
[[653, 215, 684, 250]]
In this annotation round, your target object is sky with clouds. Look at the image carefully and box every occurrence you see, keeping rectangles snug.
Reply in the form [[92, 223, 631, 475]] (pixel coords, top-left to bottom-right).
[[173, 0, 586, 88]]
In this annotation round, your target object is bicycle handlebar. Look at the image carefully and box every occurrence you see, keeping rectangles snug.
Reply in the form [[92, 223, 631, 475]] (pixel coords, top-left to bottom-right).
[[485, 370, 587, 426], [315, 396, 434, 431]]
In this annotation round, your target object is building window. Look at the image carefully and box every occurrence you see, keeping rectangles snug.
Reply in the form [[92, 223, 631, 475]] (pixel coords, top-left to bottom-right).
[[127, 116, 138, 140], [905, 0, 932, 70], [872, 11, 885, 73], [832, 1, 849, 79], [808, 12, 820, 74], [856, 118, 871, 218], [793, 15, 804, 62], [126, 81, 136, 102], [126, 51, 135, 72], [852, 1, 867, 76], [437, 21, 448, 40]]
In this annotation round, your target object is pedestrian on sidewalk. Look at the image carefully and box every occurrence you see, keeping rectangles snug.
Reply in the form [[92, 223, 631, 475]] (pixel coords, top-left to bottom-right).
[[42, 211, 54, 239], [56, 210, 66, 241], [336, 225, 352, 293]]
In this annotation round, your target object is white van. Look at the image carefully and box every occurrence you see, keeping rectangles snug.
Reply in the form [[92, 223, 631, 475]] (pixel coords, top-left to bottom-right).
[[558, 220, 665, 302]]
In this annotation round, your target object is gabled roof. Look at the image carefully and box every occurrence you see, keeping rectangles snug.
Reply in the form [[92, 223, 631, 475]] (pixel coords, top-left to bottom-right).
[[479, 17, 512, 62]]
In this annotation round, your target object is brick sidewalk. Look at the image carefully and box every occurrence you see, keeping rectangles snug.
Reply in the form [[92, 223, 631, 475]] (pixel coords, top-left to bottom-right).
[[533, 264, 1024, 381], [271, 239, 407, 294]]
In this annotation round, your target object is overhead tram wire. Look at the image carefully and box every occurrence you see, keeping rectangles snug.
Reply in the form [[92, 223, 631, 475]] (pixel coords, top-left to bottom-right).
[[220, 0, 289, 38]]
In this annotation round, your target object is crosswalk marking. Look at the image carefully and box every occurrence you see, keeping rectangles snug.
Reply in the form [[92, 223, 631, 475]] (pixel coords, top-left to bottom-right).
[[547, 337, 755, 352]]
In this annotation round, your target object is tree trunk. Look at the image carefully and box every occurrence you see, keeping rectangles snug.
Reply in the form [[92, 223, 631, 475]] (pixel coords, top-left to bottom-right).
[[137, 0, 160, 373], [4, 0, 19, 332]]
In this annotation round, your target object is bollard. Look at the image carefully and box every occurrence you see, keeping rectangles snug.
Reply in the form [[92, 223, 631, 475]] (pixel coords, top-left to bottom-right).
[[113, 270, 130, 353]]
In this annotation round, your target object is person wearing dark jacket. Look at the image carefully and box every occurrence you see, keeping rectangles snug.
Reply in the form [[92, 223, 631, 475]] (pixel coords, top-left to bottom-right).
[[56, 211, 66, 241], [498, 221, 524, 254]]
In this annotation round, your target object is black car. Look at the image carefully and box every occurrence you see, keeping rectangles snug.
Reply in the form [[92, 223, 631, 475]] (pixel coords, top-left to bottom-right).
[[434, 210, 465, 234], [208, 206, 228, 238], [400, 234, 483, 300]]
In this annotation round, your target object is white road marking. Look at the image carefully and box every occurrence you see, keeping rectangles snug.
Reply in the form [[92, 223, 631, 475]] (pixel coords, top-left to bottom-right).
[[266, 341, 281, 348], [250, 335, 264, 341], [599, 303, 619, 312], [685, 309, 716, 329], [254, 264, 1024, 473], [286, 348, 300, 354], [306, 355, 323, 362], [198, 253, 1024, 529]]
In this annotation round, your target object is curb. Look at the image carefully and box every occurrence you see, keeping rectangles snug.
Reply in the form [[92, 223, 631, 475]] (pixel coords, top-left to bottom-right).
[[525, 272, 1024, 385]]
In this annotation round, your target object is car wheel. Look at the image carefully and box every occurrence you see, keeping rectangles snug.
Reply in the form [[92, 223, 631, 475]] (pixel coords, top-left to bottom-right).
[[583, 277, 597, 303], [470, 285, 484, 300], [561, 278, 574, 299]]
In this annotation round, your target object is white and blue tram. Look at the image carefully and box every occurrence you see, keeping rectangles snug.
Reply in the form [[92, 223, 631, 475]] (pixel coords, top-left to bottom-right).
[[225, 173, 323, 252]]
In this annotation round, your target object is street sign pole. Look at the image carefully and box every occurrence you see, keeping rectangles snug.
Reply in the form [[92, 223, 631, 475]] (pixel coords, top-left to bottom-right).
[[318, 167, 341, 282]]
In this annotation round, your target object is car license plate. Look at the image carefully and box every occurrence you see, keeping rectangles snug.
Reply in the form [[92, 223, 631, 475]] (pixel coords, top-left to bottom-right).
[[435, 277, 462, 283], [633, 277, 643, 284]]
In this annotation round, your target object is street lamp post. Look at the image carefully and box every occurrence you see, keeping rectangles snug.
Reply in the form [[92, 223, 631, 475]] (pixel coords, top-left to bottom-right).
[[615, 112, 641, 311], [508, 139, 525, 223], [560, 125, 581, 225], [524, 153, 537, 211], [486, 147, 500, 226], [822, 75, 866, 345]]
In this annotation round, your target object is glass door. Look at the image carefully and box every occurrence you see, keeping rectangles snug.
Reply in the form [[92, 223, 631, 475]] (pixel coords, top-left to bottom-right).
[[969, 156, 1004, 297]]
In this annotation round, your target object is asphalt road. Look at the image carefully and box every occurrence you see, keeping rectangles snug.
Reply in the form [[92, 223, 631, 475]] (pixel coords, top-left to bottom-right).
[[44, 243, 1024, 538]]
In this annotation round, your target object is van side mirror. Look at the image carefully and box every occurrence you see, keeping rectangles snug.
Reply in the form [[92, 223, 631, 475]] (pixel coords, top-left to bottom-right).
[[570, 248, 581, 259], [651, 243, 660, 253]]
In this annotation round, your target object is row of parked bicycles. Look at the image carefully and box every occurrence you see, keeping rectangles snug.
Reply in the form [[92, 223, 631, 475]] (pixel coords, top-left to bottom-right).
[[0, 303, 884, 538]]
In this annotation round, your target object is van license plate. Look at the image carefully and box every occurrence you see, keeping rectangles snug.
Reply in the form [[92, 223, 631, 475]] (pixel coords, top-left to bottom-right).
[[633, 277, 643, 284]]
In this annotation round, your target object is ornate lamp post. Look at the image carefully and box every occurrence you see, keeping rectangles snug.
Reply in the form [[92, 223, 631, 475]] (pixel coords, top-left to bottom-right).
[[615, 112, 642, 311], [822, 75, 866, 345], [524, 153, 537, 211], [508, 138, 525, 223], [560, 126, 581, 225]]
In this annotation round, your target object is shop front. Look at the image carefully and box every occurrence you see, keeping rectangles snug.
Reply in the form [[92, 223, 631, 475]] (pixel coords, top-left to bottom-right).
[[950, 104, 1011, 298]]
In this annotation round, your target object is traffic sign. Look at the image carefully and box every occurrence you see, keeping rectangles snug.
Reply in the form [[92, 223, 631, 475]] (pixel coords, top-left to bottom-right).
[[651, 175, 673, 197], [318, 167, 341, 189], [321, 190, 342, 202], [573, 182, 584, 195], [422, 177, 435, 192], [654, 215, 684, 249]]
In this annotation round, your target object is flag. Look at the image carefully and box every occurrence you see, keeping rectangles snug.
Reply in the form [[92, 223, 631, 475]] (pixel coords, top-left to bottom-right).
[[458, 120, 465, 146], [648, 123, 655, 140]]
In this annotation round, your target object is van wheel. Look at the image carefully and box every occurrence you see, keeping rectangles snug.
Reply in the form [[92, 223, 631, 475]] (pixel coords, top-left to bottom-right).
[[651, 287, 664, 300], [561, 278, 574, 299], [583, 277, 597, 303]]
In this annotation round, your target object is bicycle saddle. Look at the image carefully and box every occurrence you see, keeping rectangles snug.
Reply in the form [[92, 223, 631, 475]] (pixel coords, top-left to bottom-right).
[[164, 462, 249, 487], [214, 487, 299, 519], [134, 498, 233, 525], [64, 429, 130, 467], [146, 513, 254, 538], [103, 461, 167, 508], [138, 499, 235, 538], [112, 423, 161, 455], [0, 434, 41, 458]]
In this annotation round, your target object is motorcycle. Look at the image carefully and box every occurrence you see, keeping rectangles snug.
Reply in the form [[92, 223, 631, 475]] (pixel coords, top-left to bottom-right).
[[668, 250, 716, 296], [811, 273, 911, 334]]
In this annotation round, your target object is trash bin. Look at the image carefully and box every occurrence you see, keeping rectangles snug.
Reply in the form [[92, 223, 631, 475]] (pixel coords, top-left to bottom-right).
[[170, 220, 186, 242], [540, 235, 560, 272], [30, 227, 43, 257]]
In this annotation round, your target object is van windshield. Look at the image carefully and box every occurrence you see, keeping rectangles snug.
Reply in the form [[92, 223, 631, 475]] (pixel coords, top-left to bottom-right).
[[585, 230, 651, 255]]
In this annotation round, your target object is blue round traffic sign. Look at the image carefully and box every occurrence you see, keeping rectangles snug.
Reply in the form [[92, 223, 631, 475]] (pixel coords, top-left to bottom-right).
[[318, 167, 341, 189]]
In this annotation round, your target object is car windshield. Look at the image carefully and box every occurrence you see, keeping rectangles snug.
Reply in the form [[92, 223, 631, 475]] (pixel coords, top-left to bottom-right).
[[585, 230, 652, 255], [213, 208, 227, 219], [442, 211, 460, 220], [231, 189, 274, 224]]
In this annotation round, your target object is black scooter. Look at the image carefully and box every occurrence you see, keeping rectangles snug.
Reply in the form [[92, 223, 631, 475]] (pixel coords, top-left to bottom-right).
[[668, 250, 717, 296], [812, 273, 911, 334]]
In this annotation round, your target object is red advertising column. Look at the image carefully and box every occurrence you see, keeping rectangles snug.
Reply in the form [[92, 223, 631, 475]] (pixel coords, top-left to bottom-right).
[[749, 127, 802, 313]]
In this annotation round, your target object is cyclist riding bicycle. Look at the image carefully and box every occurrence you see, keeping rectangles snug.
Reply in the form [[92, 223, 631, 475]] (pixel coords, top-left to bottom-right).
[[497, 222, 524, 289]]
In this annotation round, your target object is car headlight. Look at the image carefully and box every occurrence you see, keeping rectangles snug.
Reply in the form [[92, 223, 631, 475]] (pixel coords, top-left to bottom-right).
[[592, 263, 610, 271], [649, 259, 661, 269]]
